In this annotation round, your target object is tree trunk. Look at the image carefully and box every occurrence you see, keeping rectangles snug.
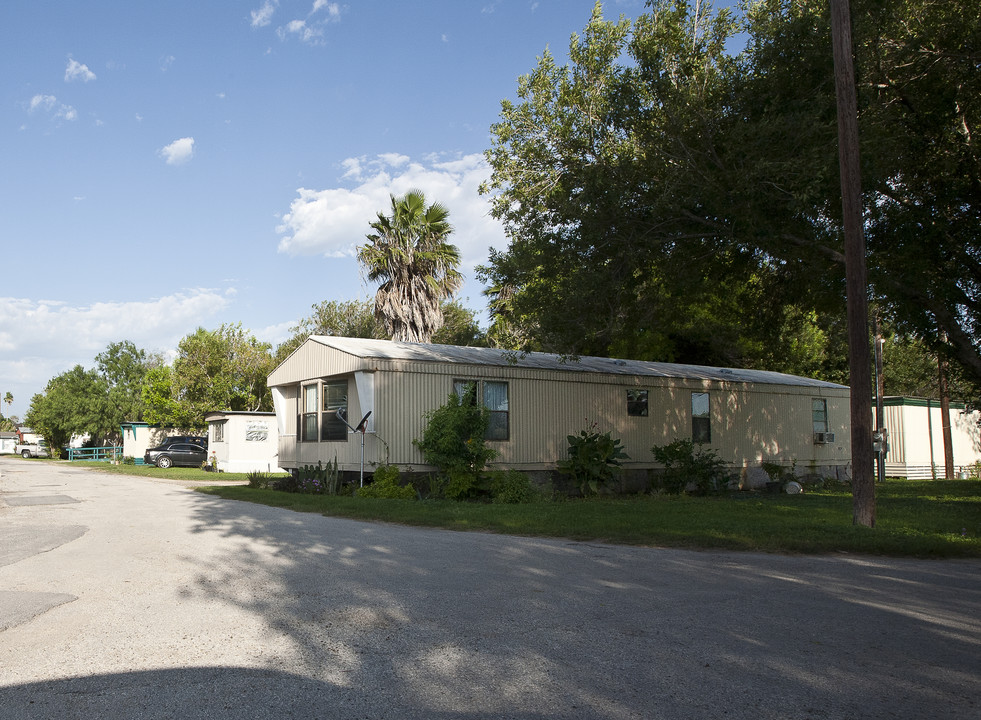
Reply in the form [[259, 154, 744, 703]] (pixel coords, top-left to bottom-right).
[[831, 0, 875, 527], [938, 352, 954, 479]]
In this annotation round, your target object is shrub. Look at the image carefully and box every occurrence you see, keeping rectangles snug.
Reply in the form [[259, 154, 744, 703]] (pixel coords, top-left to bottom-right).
[[272, 474, 301, 492], [358, 464, 416, 500], [274, 459, 341, 494], [489, 470, 543, 504], [651, 439, 733, 495], [122, 456, 136, 465], [557, 424, 629, 495], [414, 386, 497, 499], [247, 470, 273, 489]]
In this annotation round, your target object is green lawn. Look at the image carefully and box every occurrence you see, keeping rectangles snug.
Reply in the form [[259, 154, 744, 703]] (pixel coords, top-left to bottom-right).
[[192, 478, 981, 558], [51, 459, 980, 556]]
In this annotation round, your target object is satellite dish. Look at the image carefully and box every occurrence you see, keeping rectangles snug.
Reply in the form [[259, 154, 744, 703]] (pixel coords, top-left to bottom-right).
[[355, 411, 372, 433]]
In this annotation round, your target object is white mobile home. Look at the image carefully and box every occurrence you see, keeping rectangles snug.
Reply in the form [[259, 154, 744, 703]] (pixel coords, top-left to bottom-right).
[[876, 397, 981, 479], [268, 337, 852, 487], [204, 411, 286, 474]]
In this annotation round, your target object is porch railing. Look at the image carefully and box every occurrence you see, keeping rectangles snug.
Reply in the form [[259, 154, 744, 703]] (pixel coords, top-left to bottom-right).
[[65, 446, 124, 462]]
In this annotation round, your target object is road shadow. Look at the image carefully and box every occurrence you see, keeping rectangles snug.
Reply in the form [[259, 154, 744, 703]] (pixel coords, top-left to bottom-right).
[[171, 491, 981, 719], [0, 666, 557, 720]]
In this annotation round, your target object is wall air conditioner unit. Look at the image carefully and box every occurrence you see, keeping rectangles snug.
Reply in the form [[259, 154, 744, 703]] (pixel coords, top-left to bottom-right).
[[814, 432, 835, 444]]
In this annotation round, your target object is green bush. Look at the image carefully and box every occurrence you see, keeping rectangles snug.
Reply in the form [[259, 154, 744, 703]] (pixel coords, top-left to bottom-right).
[[489, 470, 544, 504], [122, 456, 136, 465], [358, 464, 416, 500], [414, 386, 497, 499], [272, 474, 301, 492], [651, 439, 733, 495], [247, 470, 273, 489], [274, 459, 341, 495], [558, 425, 629, 495]]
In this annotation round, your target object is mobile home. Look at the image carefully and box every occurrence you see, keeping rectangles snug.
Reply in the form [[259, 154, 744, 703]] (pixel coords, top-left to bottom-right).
[[876, 397, 981, 479], [204, 410, 286, 474], [268, 337, 852, 487]]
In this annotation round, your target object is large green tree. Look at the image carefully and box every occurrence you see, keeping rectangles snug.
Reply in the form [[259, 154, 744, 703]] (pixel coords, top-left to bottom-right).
[[734, 0, 980, 380], [481, 0, 979, 387], [23, 341, 160, 447], [143, 324, 274, 427], [479, 1, 840, 374], [358, 190, 463, 343], [25, 366, 110, 451], [95, 341, 162, 439]]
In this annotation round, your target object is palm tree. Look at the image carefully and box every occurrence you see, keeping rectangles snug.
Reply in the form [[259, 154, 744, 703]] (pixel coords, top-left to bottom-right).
[[358, 190, 463, 343]]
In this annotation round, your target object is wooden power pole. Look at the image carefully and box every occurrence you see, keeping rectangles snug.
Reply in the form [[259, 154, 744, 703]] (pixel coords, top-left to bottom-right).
[[830, 0, 875, 527]]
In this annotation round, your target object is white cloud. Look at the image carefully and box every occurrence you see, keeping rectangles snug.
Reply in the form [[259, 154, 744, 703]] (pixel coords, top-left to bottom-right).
[[26, 94, 77, 123], [275, 153, 504, 279], [277, 19, 323, 44], [263, 0, 340, 44], [311, 1, 340, 20], [65, 58, 97, 82], [251, 0, 278, 28], [28, 94, 57, 113], [160, 54, 175, 72], [0, 290, 230, 419], [158, 137, 195, 165]]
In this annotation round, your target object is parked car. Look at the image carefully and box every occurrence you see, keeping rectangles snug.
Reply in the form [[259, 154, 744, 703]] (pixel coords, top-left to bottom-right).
[[144, 443, 208, 469], [15, 442, 50, 458], [156, 435, 207, 449]]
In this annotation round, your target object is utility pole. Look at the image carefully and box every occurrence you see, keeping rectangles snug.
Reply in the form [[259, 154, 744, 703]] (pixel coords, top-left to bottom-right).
[[938, 344, 954, 479], [830, 0, 875, 526]]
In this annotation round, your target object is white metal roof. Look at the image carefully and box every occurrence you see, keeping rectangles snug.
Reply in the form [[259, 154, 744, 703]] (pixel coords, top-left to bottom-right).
[[308, 336, 848, 389]]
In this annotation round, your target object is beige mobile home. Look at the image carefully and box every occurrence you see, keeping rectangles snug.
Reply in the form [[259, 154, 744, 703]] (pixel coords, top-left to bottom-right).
[[876, 397, 981, 479], [268, 337, 852, 486], [204, 411, 286, 474]]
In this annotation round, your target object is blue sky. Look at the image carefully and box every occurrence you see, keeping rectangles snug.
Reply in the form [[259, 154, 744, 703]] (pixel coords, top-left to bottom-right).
[[0, 0, 734, 420]]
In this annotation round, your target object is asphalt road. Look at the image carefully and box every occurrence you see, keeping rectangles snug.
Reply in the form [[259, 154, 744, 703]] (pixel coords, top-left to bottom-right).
[[1, 456, 979, 720]]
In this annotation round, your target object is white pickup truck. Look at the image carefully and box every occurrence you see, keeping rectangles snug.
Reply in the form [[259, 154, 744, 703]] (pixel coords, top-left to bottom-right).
[[15, 442, 50, 458]]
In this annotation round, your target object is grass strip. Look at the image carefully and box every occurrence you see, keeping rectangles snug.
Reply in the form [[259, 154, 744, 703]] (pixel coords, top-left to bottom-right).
[[195, 479, 981, 558]]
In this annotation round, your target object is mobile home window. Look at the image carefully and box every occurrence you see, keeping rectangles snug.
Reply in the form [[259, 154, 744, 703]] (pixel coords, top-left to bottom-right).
[[452, 379, 479, 405], [212, 422, 224, 443], [483, 381, 509, 441], [812, 398, 829, 433], [627, 389, 649, 417], [321, 379, 348, 442], [692, 392, 711, 443], [453, 378, 509, 441], [300, 383, 318, 442]]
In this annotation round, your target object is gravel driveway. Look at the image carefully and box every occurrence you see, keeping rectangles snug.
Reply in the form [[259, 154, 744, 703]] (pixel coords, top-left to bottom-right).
[[1, 457, 979, 719]]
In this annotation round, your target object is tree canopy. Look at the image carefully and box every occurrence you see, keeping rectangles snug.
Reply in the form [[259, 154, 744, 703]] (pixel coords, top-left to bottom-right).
[[143, 324, 274, 427], [480, 0, 980, 387], [25, 365, 110, 450], [23, 341, 161, 448]]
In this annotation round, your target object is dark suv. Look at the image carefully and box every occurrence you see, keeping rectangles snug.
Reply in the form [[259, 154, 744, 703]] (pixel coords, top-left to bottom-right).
[[156, 435, 206, 449], [144, 442, 208, 469]]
